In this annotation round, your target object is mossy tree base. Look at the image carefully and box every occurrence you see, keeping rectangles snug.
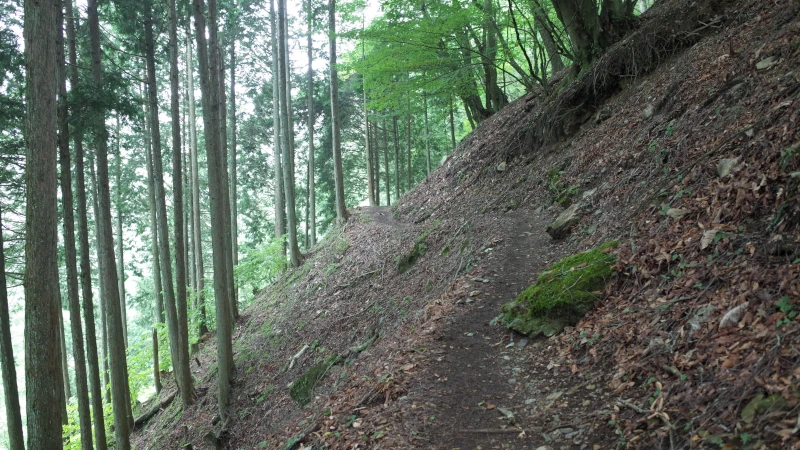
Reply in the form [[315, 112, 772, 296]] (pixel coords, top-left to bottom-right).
[[500, 241, 618, 337]]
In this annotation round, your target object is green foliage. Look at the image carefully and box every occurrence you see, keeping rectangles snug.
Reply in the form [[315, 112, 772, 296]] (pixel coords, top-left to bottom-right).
[[500, 242, 619, 337], [546, 168, 579, 206], [234, 238, 288, 304]]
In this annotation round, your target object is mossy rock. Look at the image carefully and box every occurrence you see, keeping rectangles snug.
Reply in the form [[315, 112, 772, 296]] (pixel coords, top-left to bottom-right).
[[500, 241, 618, 337], [289, 355, 338, 407]]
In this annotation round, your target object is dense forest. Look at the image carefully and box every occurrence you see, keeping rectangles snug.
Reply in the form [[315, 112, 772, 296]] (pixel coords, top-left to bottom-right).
[[9, 0, 789, 447]]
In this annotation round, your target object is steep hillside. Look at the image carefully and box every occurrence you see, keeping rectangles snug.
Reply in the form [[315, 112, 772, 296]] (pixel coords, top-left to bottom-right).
[[134, 0, 800, 448]]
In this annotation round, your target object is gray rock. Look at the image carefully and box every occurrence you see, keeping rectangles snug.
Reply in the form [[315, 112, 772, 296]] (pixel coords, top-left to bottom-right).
[[497, 161, 507, 172], [546, 203, 582, 239], [756, 56, 778, 70]]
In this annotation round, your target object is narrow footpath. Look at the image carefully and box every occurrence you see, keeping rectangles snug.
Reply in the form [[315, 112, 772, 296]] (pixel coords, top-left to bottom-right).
[[397, 207, 619, 449]]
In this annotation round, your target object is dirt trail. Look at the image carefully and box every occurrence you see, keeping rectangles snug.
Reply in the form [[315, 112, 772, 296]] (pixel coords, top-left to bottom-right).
[[397, 207, 618, 449]]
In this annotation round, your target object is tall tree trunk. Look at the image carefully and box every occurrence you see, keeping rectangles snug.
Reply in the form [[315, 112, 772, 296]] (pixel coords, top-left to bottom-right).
[[550, 0, 602, 70], [58, 310, 69, 423], [0, 208, 24, 450], [278, 0, 303, 266], [392, 116, 400, 200], [114, 115, 127, 348], [362, 41, 374, 206], [57, 2, 92, 441], [87, 0, 133, 445], [186, 31, 208, 337], [89, 155, 112, 406], [370, 123, 380, 206], [481, 0, 509, 111], [270, 0, 286, 252], [424, 93, 431, 176], [23, 0, 64, 445], [143, 86, 164, 393], [145, 0, 193, 410], [193, 0, 234, 422], [532, 3, 565, 73], [328, 0, 348, 224], [229, 13, 240, 292], [167, 0, 195, 408], [382, 120, 390, 206], [217, 26, 237, 323], [449, 94, 456, 151], [406, 100, 412, 190], [307, 0, 317, 245], [66, 1, 108, 444]]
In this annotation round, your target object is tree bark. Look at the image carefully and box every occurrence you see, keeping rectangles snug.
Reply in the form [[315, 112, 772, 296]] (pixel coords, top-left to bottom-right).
[[328, 0, 348, 224], [58, 309, 69, 423], [57, 1, 92, 441], [424, 93, 431, 176], [278, 0, 304, 266], [217, 24, 237, 323], [87, 0, 133, 445], [168, 0, 196, 408], [229, 13, 240, 289], [114, 115, 128, 348], [382, 120, 390, 206], [270, 0, 286, 251], [186, 31, 208, 337], [406, 99, 412, 190], [145, 0, 194, 410], [66, 0, 108, 444], [307, 0, 317, 245], [532, 3, 565, 73], [193, 0, 234, 422], [0, 208, 24, 450], [23, 0, 64, 445], [392, 116, 400, 200]]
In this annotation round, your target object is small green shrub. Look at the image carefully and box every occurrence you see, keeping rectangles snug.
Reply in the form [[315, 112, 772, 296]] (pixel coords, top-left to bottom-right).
[[500, 241, 619, 337], [234, 238, 287, 304]]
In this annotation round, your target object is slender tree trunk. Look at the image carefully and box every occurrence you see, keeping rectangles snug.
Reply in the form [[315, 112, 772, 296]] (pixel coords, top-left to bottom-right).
[[115, 116, 127, 348], [193, 0, 234, 422], [58, 310, 69, 423], [186, 32, 208, 337], [449, 94, 456, 151], [217, 26, 237, 323], [270, 0, 286, 251], [383, 120, 390, 206], [167, 0, 195, 408], [142, 86, 164, 393], [278, 0, 304, 266], [307, 0, 316, 245], [23, 0, 64, 444], [329, 0, 348, 224], [392, 116, 400, 200], [87, 0, 133, 445], [372, 122, 381, 205], [424, 93, 431, 176], [406, 100, 412, 190], [533, 3, 564, 73], [0, 208, 24, 450], [57, 2, 92, 441], [146, 0, 190, 409], [66, 1, 108, 444], [89, 156, 112, 406], [362, 43, 374, 206], [229, 16, 240, 292]]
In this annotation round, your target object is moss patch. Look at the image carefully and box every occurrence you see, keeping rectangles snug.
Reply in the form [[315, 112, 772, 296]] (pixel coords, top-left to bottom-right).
[[500, 241, 618, 337], [289, 355, 338, 407], [397, 230, 431, 273]]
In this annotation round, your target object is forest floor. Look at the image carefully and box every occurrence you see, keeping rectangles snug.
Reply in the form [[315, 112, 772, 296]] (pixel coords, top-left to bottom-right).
[[133, 0, 800, 448]]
